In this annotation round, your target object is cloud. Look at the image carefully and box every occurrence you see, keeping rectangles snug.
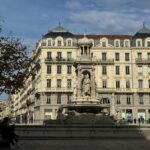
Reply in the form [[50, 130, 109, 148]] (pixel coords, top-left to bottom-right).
[[69, 10, 145, 34], [130, 0, 150, 9], [41, 13, 49, 18], [66, 1, 81, 9]]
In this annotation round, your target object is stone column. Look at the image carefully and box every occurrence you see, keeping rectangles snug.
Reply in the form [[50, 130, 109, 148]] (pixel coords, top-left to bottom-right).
[[77, 65, 82, 97], [91, 66, 96, 97], [89, 47, 91, 57], [110, 93, 116, 116]]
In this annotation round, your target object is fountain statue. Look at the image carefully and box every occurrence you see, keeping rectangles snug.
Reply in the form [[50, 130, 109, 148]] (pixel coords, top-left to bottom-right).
[[82, 74, 91, 96]]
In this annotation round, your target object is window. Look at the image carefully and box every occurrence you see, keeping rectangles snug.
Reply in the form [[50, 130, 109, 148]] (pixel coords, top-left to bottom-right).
[[57, 65, 62, 74], [116, 95, 120, 104], [116, 66, 120, 75], [102, 41, 106, 47], [48, 40, 51, 46], [116, 80, 120, 88], [47, 52, 52, 59], [124, 41, 129, 47], [57, 79, 61, 88], [47, 79, 51, 88], [148, 66, 150, 74], [148, 53, 150, 59], [102, 80, 107, 88], [67, 79, 72, 88], [149, 80, 150, 88], [67, 65, 72, 74], [115, 41, 119, 47], [102, 53, 107, 60], [47, 94, 51, 104], [68, 40, 72, 46], [137, 66, 143, 74], [138, 80, 143, 88], [58, 40, 62, 46], [57, 94, 61, 104], [41, 40, 46, 46], [57, 52, 62, 60], [67, 52, 72, 61], [126, 80, 130, 88], [125, 53, 130, 61], [125, 66, 130, 75], [47, 65, 51, 74], [115, 53, 120, 61], [127, 96, 131, 104], [137, 53, 142, 59], [137, 41, 141, 47], [139, 95, 144, 104], [147, 41, 150, 47], [67, 94, 72, 104], [102, 66, 107, 75]]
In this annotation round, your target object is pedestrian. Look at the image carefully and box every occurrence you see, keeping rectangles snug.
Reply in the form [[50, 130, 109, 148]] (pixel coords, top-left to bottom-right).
[[134, 118, 136, 124], [138, 118, 141, 125], [0, 117, 19, 148]]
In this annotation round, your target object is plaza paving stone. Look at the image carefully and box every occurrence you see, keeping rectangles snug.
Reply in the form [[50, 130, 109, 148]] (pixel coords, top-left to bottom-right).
[[3, 139, 149, 150]]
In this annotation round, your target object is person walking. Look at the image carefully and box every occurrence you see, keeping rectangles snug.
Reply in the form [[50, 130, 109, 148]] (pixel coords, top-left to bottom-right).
[[0, 117, 19, 149]]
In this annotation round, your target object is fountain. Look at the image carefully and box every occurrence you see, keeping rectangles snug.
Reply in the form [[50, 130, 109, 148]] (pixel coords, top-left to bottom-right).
[[56, 35, 116, 125]]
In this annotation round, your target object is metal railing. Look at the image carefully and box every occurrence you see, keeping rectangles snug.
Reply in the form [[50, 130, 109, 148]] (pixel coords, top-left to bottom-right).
[[135, 58, 150, 64]]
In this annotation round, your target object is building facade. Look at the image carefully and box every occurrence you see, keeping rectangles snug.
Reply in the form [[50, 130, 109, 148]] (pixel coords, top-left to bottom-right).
[[11, 25, 150, 124]]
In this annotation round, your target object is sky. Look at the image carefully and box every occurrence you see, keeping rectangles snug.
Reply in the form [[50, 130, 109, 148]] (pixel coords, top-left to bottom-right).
[[0, 0, 150, 99]]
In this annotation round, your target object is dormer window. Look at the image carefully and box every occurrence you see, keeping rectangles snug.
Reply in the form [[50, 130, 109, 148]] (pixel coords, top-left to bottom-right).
[[147, 41, 150, 47], [114, 40, 120, 47], [137, 41, 141, 47], [136, 39, 142, 47], [68, 40, 72, 46], [124, 40, 130, 47], [102, 41, 106, 47], [58, 40, 62, 46], [41, 40, 46, 46], [48, 40, 51, 46]]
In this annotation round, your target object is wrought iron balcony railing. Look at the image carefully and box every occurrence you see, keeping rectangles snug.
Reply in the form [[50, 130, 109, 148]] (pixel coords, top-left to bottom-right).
[[135, 58, 150, 64], [45, 58, 74, 63]]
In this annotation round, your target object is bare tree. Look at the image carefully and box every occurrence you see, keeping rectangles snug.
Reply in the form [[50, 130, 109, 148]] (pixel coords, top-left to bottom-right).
[[0, 36, 31, 94]]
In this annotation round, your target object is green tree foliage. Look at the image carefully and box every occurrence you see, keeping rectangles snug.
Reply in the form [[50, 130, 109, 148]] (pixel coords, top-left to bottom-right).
[[0, 36, 31, 94]]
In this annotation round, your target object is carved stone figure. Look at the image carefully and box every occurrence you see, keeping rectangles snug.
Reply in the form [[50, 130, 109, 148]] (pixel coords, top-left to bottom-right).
[[82, 74, 91, 96]]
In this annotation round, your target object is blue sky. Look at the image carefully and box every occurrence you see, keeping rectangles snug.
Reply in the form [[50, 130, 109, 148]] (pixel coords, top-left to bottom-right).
[[0, 0, 150, 99]]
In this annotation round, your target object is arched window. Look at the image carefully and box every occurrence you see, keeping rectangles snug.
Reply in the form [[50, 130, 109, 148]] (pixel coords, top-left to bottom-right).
[[47, 39, 52, 46], [114, 40, 120, 47], [66, 39, 72, 46], [55, 36, 64, 47], [41, 39, 46, 46], [136, 39, 142, 47], [124, 40, 130, 47], [145, 38, 150, 47], [68, 40, 71, 46], [100, 38, 108, 47]]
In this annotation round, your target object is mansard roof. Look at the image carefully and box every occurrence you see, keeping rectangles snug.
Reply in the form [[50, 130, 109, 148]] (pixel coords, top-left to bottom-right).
[[43, 26, 75, 39], [133, 25, 150, 39], [75, 34, 132, 39]]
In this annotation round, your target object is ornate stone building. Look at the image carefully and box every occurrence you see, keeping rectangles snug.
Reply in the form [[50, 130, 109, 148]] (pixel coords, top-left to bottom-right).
[[11, 25, 150, 124]]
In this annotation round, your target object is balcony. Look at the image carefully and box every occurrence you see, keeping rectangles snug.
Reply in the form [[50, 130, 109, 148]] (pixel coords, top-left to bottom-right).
[[98, 59, 114, 65], [97, 88, 115, 93], [135, 58, 150, 64], [45, 58, 53, 62], [76, 58, 114, 65], [115, 88, 133, 93], [45, 87, 73, 92], [45, 58, 74, 64]]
